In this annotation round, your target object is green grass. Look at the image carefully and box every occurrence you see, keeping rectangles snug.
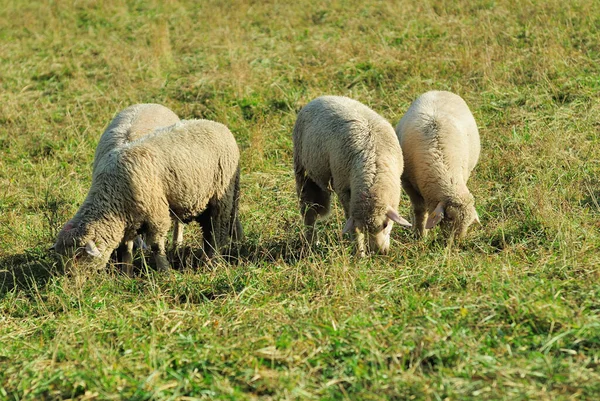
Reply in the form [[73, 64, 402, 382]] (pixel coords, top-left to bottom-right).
[[1, 0, 600, 399]]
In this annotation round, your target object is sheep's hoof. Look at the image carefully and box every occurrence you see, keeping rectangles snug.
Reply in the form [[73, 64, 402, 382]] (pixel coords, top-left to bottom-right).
[[415, 228, 428, 239], [155, 255, 171, 272]]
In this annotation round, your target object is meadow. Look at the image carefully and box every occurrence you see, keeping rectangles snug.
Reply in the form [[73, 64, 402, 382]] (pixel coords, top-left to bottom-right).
[[1, 0, 599, 399]]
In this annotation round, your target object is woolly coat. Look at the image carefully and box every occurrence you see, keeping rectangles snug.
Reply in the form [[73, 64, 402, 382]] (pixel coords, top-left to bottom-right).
[[55, 119, 241, 270], [93, 103, 180, 172], [293, 95, 408, 253], [395, 90, 480, 238]]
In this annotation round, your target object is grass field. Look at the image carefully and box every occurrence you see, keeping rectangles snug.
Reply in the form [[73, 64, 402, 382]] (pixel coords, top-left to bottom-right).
[[1, 0, 600, 399]]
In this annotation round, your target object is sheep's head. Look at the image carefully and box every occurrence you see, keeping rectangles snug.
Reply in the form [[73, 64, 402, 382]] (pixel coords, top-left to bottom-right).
[[426, 194, 480, 240], [343, 206, 411, 254], [54, 221, 106, 268]]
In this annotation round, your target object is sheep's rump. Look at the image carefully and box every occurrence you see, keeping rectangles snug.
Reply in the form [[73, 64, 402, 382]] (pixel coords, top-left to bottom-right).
[[396, 90, 480, 196]]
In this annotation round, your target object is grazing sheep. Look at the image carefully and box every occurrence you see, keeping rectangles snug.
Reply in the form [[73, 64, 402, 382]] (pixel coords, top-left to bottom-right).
[[54, 119, 242, 272], [91, 104, 182, 269], [395, 90, 480, 240], [293, 95, 411, 256]]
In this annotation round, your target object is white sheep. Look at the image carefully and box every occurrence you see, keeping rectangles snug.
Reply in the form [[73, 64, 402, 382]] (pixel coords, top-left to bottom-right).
[[54, 119, 242, 272], [293, 95, 411, 255], [395, 90, 480, 240], [91, 103, 181, 268]]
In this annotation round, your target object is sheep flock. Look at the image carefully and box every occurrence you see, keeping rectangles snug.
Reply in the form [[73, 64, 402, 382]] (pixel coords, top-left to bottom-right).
[[54, 90, 481, 274]]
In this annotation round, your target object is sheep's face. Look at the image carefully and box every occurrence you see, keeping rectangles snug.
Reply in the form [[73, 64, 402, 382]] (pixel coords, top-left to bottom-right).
[[366, 216, 395, 254], [54, 222, 79, 256], [440, 202, 479, 240], [54, 221, 106, 269], [342, 206, 411, 255]]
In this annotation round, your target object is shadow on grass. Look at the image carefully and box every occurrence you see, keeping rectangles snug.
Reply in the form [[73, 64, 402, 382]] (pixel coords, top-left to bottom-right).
[[231, 237, 315, 264], [0, 231, 335, 296], [0, 248, 62, 295], [168, 236, 316, 270]]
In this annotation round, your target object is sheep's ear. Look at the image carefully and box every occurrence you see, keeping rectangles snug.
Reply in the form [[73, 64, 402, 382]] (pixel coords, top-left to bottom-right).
[[425, 202, 444, 229], [386, 206, 412, 228], [85, 241, 102, 258], [474, 209, 481, 225], [342, 218, 354, 235]]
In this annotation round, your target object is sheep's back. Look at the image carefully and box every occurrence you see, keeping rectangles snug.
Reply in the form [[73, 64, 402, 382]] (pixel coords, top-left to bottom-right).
[[294, 96, 390, 190], [122, 119, 240, 220], [93, 104, 179, 172]]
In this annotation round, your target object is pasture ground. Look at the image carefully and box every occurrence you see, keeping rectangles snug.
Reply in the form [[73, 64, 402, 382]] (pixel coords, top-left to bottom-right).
[[1, 0, 599, 399]]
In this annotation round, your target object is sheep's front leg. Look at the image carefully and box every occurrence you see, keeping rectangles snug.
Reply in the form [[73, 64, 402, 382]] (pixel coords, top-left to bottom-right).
[[122, 240, 134, 276], [149, 236, 170, 271], [413, 201, 428, 238], [337, 189, 351, 220], [146, 216, 171, 272], [338, 189, 360, 254], [116, 240, 135, 276], [403, 180, 427, 238], [172, 220, 184, 250], [354, 227, 366, 258]]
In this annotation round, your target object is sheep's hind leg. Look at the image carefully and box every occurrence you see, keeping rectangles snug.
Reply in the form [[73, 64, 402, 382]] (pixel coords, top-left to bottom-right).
[[197, 206, 218, 260], [115, 240, 135, 276], [230, 168, 244, 242], [338, 190, 366, 257], [232, 217, 244, 242], [299, 176, 330, 244], [210, 192, 236, 259]]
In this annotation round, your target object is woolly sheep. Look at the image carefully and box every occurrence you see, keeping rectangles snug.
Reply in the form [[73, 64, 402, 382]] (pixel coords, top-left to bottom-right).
[[54, 119, 242, 272], [293, 95, 411, 255], [395, 90, 480, 240], [91, 103, 182, 267]]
